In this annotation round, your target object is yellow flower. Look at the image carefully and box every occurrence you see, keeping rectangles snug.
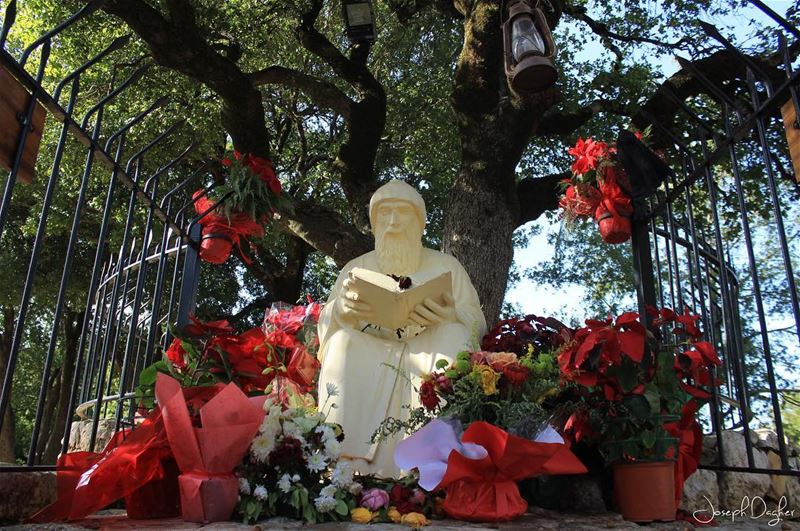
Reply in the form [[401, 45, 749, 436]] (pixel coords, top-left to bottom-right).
[[351, 507, 374, 524], [401, 512, 429, 528], [473, 364, 499, 395], [387, 506, 402, 523]]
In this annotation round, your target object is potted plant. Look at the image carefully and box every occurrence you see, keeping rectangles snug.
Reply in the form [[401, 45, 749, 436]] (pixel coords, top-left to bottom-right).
[[557, 307, 722, 522]]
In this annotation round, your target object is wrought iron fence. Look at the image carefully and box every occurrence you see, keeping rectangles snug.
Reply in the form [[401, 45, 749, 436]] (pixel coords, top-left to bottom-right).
[[0, 0, 218, 470], [630, 1, 800, 478]]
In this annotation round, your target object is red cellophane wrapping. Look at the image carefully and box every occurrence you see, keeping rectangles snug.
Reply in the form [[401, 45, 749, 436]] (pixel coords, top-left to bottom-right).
[[123, 456, 181, 519], [155, 373, 265, 523], [438, 422, 588, 522], [28, 409, 172, 522]]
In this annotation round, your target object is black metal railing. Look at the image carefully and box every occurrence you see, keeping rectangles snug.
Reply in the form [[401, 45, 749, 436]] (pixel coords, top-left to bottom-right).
[[631, 1, 800, 477], [0, 0, 222, 469]]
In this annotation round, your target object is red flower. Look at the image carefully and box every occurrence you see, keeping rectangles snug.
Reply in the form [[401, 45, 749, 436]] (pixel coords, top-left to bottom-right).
[[559, 182, 602, 219], [165, 338, 188, 371], [674, 307, 702, 339], [419, 380, 439, 411], [502, 363, 530, 386], [269, 436, 304, 469], [434, 373, 453, 393], [568, 137, 608, 175], [390, 484, 422, 515], [184, 314, 234, 337]]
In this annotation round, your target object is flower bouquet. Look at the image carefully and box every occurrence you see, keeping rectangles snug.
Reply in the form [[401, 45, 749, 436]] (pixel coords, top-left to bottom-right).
[[137, 300, 321, 400], [193, 150, 291, 265], [557, 306, 722, 522], [559, 132, 648, 244]]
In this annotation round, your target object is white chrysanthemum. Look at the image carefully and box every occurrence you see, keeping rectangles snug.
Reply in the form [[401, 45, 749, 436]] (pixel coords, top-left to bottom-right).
[[306, 451, 328, 473], [326, 382, 339, 397], [314, 495, 337, 513], [292, 474, 301, 482], [315, 424, 335, 442], [324, 437, 341, 459], [277, 474, 293, 493], [348, 482, 363, 495], [282, 420, 306, 442], [259, 414, 280, 435], [253, 485, 269, 501], [250, 434, 275, 462], [320, 484, 338, 498], [238, 477, 251, 495], [331, 460, 354, 488]]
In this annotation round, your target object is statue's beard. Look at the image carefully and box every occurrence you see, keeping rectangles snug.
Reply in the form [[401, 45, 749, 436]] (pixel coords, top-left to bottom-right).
[[376, 230, 422, 277]]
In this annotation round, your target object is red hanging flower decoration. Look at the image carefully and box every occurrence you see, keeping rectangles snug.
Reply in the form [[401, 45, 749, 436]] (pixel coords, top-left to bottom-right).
[[568, 137, 609, 175]]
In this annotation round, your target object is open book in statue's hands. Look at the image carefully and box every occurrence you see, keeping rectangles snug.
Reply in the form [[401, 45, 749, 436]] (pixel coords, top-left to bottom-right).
[[347, 267, 453, 330]]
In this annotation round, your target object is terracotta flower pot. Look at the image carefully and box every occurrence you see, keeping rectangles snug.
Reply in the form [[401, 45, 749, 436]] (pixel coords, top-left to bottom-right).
[[595, 209, 632, 244], [199, 231, 233, 264], [612, 460, 676, 523]]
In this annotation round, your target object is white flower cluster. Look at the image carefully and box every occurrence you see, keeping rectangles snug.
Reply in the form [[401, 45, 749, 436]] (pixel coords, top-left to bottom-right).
[[311, 483, 337, 513]]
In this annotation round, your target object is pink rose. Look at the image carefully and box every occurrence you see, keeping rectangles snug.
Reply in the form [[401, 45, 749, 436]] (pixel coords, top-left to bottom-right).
[[360, 488, 390, 511]]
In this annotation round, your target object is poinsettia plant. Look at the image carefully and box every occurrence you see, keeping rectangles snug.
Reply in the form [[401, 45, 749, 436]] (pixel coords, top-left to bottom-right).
[[558, 129, 650, 244], [557, 306, 722, 464], [135, 300, 322, 405]]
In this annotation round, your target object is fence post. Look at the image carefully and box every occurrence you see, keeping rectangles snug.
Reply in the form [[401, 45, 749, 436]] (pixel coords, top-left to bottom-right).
[[630, 217, 658, 323], [176, 223, 201, 333]]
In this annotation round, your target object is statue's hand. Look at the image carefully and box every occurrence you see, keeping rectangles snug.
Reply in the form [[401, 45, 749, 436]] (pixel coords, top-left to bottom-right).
[[337, 278, 373, 325], [409, 293, 456, 327]]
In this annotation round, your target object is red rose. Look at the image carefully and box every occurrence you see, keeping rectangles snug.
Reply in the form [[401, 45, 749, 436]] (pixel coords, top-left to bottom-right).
[[419, 380, 439, 411], [502, 363, 530, 386], [165, 338, 188, 371]]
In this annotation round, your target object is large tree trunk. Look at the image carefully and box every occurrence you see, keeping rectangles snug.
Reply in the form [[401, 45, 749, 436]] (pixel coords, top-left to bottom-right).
[[443, 1, 557, 325], [0, 306, 17, 462]]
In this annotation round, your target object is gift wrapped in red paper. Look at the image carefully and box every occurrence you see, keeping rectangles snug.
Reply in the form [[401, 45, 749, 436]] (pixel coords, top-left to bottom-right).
[[155, 373, 265, 523], [28, 408, 173, 522], [438, 421, 587, 522]]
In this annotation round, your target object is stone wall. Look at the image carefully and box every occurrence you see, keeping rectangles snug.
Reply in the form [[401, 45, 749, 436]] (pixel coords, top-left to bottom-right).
[[680, 429, 800, 516]]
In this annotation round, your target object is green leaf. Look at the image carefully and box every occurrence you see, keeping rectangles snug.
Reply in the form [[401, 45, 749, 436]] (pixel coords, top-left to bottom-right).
[[641, 429, 657, 449], [139, 364, 158, 386], [623, 394, 651, 420], [290, 488, 300, 509], [644, 384, 660, 412], [617, 360, 639, 393], [334, 499, 349, 516]]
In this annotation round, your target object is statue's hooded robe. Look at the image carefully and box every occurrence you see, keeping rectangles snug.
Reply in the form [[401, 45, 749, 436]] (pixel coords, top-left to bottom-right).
[[316, 180, 487, 477]]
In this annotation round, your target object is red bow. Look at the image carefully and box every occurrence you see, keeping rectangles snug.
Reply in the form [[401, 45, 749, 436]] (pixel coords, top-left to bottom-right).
[[437, 422, 587, 522]]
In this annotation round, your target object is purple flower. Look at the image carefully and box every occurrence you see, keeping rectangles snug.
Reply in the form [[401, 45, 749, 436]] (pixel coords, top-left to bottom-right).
[[360, 488, 390, 511]]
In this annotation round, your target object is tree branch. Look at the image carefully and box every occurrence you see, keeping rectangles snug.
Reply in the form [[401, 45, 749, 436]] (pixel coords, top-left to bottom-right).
[[97, 0, 270, 157], [277, 201, 373, 268], [249, 66, 354, 120], [564, 4, 690, 52], [386, 0, 463, 23], [536, 99, 631, 136], [632, 43, 800, 144], [516, 171, 569, 226], [294, 1, 382, 98]]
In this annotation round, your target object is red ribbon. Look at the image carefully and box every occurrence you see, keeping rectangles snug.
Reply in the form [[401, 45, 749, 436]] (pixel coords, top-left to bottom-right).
[[436, 422, 587, 522]]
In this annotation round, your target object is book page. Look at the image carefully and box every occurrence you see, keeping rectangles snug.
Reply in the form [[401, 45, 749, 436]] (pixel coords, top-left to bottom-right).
[[348, 268, 453, 329]]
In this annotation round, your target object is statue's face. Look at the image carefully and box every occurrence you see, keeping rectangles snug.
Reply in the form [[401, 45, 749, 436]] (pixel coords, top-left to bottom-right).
[[373, 199, 423, 276], [373, 199, 421, 238]]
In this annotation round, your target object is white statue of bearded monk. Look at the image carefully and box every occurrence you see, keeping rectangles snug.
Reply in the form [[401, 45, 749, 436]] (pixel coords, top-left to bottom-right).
[[316, 179, 487, 477]]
